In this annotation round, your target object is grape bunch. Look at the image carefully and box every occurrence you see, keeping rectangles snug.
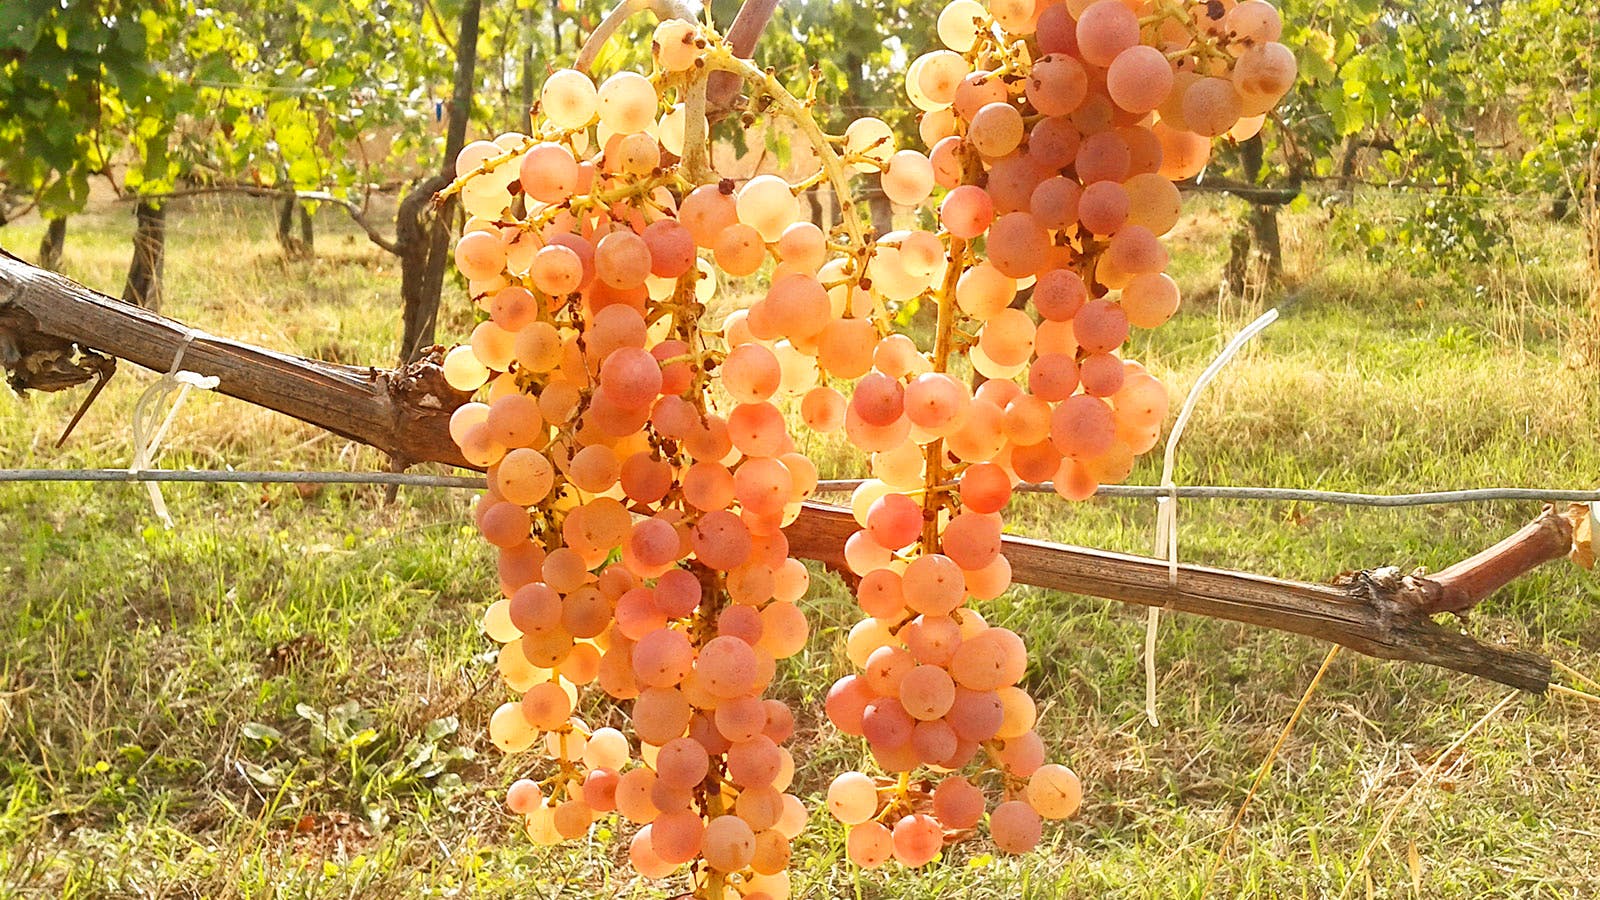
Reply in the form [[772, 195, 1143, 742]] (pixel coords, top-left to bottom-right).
[[445, 28, 827, 898], [439, 0, 1296, 893], [814, 0, 1295, 863]]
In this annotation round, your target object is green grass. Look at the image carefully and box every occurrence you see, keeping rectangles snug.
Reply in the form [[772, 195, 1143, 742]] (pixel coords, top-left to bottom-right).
[[1, 193, 1596, 899]]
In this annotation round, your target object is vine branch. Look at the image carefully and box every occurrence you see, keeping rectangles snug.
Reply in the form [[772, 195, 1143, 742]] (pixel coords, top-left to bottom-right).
[[119, 185, 401, 254], [0, 250, 1579, 693], [575, 0, 702, 73]]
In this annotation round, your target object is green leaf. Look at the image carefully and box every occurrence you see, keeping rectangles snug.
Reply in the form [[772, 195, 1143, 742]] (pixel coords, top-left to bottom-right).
[[423, 716, 459, 742], [241, 722, 285, 744]]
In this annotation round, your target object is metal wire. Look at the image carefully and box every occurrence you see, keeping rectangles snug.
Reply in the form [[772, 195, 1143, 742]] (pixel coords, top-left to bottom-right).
[[0, 469, 1591, 508], [811, 479, 1598, 507], [0, 469, 484, 489]]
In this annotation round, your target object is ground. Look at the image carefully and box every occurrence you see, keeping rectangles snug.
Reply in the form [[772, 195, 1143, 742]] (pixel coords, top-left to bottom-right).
[[0, 193, 1595, 899]]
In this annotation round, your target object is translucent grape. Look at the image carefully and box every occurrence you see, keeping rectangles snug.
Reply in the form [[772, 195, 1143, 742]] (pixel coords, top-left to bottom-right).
[[737, 174, 800, 242], [454, 230, 506, 281], [843, 117, 896, 172], [649, 808, 706, 865], [596, 71, 657, 134], [680, 184, 738, 246], [937, 0, 986, 52], [904, 372, 971, 431], [1121, 272, 1181, 328], [955, 262, 1016, 318], [520, 142, 580, 203], [1154, 121, 1212, 180], [703, 814, 757, 872], [881, 150, 936, 206], [1233, 42, 1298, 101], [652, 18, 700, 71], [633, 628, 696, 688], [541, 69, 599, 129], [723, 343, 782, 403], [826, 771, 880, 825], [847, 821, 894, 868], [1123, 172, 1184, 236], [714, 223, 767, 277], [953, 71, 1009, 121], [1026, 763, 1084, 819], [902, 554, 965, 617], [1226, 1, 1283, 45]]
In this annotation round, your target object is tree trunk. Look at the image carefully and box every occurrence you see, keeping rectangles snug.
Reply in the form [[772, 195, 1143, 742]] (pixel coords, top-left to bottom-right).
[[1250, 202, 1282, 281], [1225, 226, 1251, 297], [1225, 134, 1280, 295], [38, 217, 66, 270], [398, 0, 481, 366], [863, 174, 893, 238], [122, 200, 165, 310], [804, 186, 828, 229], [276, 196, 314, 260], [396, 174, 452, 365], [518, 4, 536, 132]]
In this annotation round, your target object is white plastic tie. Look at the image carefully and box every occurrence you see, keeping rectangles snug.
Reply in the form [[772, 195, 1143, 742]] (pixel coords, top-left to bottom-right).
[[1143, 308, 1279, 727], [130, 329, 219, 527]]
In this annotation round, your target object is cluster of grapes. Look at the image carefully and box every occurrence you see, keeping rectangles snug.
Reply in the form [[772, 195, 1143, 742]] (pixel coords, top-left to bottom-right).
[[438, 0, 1296, 893], [443, 25, 840, 898], [812, 0, 1295, 864]]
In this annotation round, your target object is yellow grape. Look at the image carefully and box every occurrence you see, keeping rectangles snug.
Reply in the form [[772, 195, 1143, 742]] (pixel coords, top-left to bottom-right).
[[1026, 763, 1084, 820], [843, 117, 896, 172], [826, 771, 879, 825], [937, 0, 986, 52], [541, 68, 598, 129], [652, 19, 700, 71], [596, 71, 657, 134]]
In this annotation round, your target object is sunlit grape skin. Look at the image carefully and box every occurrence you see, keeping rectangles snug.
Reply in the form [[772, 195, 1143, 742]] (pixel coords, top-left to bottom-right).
[[441, 0, 1299, 882]]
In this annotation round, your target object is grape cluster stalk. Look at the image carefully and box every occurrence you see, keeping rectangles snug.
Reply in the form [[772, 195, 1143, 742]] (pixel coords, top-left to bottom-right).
[[440, 0, 1296, 895]]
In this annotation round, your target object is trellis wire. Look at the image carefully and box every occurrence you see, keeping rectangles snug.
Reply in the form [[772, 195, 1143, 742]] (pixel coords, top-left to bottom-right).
[[0, 469, 1592, 508]]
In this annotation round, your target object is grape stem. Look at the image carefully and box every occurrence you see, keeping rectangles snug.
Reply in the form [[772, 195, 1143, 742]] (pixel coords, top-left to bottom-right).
[[432, 137, 535, 203], [575, 0, 701, 73], [681, 73, 713, 183], [699, 45, 869, 281], [919, 236, 967, 547]]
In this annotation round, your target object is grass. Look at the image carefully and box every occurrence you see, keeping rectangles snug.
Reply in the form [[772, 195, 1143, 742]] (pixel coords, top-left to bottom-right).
[[1, 191, 1597, 899]]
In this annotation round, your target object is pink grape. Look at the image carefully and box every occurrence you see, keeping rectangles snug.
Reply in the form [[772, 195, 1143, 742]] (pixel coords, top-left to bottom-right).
[[940, 185, 995, 239], [891, 814, 944, 866], [1076, 0, 1140, 66]]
